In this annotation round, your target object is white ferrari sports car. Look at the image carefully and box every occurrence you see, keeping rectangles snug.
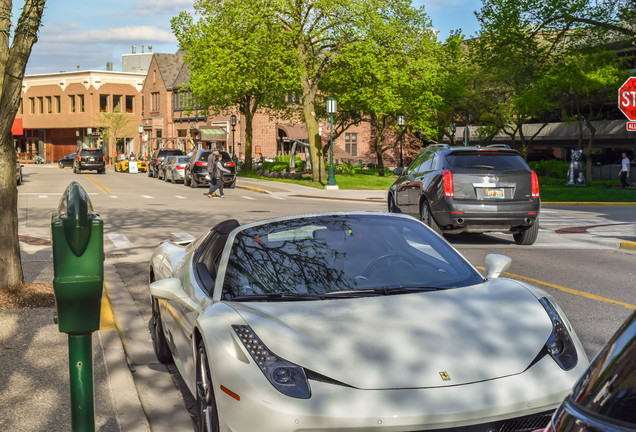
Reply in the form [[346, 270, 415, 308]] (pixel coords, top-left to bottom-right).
[[148, 212, 588, 432]]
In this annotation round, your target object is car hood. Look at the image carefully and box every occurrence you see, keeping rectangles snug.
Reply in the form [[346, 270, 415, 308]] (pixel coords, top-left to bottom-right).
[[230, 280, 553, 389]]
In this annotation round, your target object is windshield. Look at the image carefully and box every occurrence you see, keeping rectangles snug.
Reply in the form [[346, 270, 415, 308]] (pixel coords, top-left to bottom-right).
[[223, 214, 483, 298]]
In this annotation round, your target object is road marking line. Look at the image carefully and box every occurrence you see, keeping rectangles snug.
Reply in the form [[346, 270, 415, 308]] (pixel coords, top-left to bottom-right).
[[106, 233, 135, 249], [100, 283, 117, 332], [83, 173, 115, 194], [175, 195, 187, 199], [241, 196, 256, 200], [269, 195, 285, 200], [19, 192, 97, 196], [109, 195, 119, 199], [141, 195, 154, 199], [477, 267, 635, 310], [172, 232, 196, 241], [38, 195, 48, 198]]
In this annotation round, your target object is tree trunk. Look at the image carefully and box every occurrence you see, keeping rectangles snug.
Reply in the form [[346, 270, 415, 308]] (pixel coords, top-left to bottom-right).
[[0, 0, 47, 288], [243, 110, 254, 171]]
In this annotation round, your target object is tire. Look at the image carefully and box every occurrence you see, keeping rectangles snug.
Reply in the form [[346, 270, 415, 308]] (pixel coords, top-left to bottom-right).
[[228, 180, 236, 189], [388, 193, 400, 213], [151, 298, 173, 364], [196, 341, 220, 432], [148, 167, 153, 177], [184, 174, 190, 186], [58, 161, 64, 169], [164, 171, 170, 182], [513, 220, 539, 245], [190, 175, 198, 188], [420, 201, 443, 236]]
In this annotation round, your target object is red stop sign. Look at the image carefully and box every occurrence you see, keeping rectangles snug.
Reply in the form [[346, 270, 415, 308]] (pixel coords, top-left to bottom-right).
[[619, 77, 636, 121]]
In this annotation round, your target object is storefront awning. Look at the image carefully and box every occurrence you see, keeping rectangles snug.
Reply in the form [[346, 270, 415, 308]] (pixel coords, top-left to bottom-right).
[[11, 118, 23, 136], [200, 128, 226, 141]]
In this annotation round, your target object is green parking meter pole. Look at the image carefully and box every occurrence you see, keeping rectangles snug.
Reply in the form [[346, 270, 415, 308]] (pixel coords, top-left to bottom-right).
[[51, 181, 103, 432]]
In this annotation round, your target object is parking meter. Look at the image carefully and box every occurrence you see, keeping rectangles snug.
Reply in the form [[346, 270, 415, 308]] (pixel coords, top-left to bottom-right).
[[51, 181, 103, 432]]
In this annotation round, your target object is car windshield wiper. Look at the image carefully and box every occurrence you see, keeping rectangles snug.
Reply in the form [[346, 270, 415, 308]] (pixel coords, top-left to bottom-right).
[[231, 293, 322, 302], [320, 286, 447, 299], [469, 165, 496, 170]]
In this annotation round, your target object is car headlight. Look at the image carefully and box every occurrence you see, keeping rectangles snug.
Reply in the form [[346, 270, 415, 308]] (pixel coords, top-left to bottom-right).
[[233, 325, 311, 399], [539, 297, 578, 371]]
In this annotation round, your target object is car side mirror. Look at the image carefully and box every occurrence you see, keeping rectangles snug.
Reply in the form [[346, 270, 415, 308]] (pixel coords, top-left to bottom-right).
[[149, 278, 201, 311], [484, 254, 512, 279], [393, 167, 404, 176]]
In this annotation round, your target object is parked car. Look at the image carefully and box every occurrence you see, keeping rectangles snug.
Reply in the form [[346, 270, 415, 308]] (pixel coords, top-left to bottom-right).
[[58, 153, 76, 168], [74, 148, 105, 174], [536, 310, 636, 432], [148, 148, 184, 178], [157, 155, 177, 180], [114, 158, 147, 173], [388, 144, 541, 245], [184, 149, 236, 188], [149, 212, 588, 432], [16, 162, 23, 185], [165, 155, 190, 183]]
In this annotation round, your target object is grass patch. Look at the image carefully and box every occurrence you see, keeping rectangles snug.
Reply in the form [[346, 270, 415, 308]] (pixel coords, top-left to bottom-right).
[[239, 170, 396, 190]]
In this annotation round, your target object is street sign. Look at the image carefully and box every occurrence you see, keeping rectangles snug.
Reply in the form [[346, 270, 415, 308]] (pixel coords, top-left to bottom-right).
[[618, 77, 636, 121], [628, 122, 636, 131]]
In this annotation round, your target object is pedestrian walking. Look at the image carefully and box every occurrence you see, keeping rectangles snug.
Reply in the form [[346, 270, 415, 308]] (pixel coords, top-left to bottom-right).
[[619, 152, 632, 189], [207, 150, 230, 198]]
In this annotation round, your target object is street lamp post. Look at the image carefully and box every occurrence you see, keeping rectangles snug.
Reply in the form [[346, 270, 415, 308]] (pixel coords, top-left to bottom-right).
[[397, 114, 405, 168], [326, 97, 337, 187], [230, 115, 237, 164], [87, 127, 92, 148], [138, 125, 143, 158]]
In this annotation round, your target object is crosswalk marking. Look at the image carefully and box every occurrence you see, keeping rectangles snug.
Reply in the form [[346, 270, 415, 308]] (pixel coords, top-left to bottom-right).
[[241, 196, 256, 200], [107, 233, 135, 249], [141, 195, 154, 199], [109, 195, 119, 199], [175, 195, 187, 199], [172, 232, 196, 241]]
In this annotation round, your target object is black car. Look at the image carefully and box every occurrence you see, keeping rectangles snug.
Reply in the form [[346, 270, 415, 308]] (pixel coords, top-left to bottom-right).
[[157, 155, 177, 181], [388, 144, 541, 245], [148, 148, 184, 178], [537, 310, 636, 432], [74, 148, 105, 174], [58, 153, 77, 168], [184, 149, 236, 188]]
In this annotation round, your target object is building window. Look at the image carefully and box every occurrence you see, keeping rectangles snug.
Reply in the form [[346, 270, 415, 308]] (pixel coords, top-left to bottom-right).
[[151, 92, 160, 111], [29, 97, 34, 114], [125, 95, 134, 113], [177, 129, 187, 137], [156, 129, 162, 138], [113, 95, 122, 112], [69, 95, 75, 113], [37, 97, 43, 114], [345, 133, 357, 156], [100, 94, 109, 112], [78, 94, 85, 113], [19, 98, 23, 115], [54, 96, 60, 113]]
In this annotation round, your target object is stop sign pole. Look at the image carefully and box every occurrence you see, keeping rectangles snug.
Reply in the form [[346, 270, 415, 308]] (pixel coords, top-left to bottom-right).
[[618, 77, 636, 195]]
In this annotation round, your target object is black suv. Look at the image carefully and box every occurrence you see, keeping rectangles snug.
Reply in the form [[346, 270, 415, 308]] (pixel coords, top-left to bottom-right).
[[74, 148, 106, 174], [388, 144, 540, 245], [148, 148, 184, 178], [184, 149, 236, 188]]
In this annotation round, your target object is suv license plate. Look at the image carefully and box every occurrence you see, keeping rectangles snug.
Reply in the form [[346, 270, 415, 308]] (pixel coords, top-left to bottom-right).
[[485, 188, 505, 199], [205, 174, 210, 180], [89, 157, 95, 161]]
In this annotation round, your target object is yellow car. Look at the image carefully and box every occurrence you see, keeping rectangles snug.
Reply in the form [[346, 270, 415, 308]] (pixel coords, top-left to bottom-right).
[[115, 158, 147, 173]]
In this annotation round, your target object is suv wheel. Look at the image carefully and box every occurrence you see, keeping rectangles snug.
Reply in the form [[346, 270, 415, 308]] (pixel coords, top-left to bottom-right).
[[420, 201, 443, 236], [148, 167, 153, 177], [184, 173, 190, 186], [190, 176, 198, 188], [513, 221, 539, 245], [388, 194, 400, 213]]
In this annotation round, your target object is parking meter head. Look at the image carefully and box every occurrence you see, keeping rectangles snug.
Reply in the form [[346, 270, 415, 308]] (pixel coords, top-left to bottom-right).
[[52, 182, 104, 333]]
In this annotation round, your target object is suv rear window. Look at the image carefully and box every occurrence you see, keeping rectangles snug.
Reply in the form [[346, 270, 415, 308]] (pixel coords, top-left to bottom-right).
[[446, 152, 527, 170], [81, 149, 104, 157], [196, 151, 212, 161]]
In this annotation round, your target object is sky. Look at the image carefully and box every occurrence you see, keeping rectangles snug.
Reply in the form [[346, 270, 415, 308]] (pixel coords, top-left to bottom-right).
[[18, 0, 483, 75]]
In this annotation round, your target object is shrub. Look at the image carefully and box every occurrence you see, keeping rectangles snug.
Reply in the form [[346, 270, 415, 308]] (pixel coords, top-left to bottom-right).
[[529, 159, 586, 181]]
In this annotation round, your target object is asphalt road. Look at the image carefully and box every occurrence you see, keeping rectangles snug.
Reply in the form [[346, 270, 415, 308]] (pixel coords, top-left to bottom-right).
[[14, 164, 636, 430]]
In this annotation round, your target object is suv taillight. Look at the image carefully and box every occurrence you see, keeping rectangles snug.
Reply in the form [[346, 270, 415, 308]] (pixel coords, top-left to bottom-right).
[[531, 170, 540, 198], [102, 156, 105, 162], [77, 155, 82, 161], [195, 161, 207, 166], [225, 161, 235, 167], [442, 170, 454, 198]]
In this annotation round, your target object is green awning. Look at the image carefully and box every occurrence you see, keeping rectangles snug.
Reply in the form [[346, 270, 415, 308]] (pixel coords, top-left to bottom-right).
[[200, 128, 226, 141]]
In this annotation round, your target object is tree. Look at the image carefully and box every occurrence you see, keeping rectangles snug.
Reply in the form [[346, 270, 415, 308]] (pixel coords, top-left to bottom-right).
[[95, 111, 135, 162], [322, 1, 443, 174], [171, 0, 297, 171], [0, 0, 47, 289]]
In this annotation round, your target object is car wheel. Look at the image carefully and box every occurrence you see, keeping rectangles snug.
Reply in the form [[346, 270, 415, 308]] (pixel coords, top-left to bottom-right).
[[148, 168, 153, 177], [151, 297, 173, 364], [388, 193, 400, 213], [420, 201, 443, 236], [58, 161, 64, 169], [196, 341, 220, 432], [190, 176, 198, 188], [184, 173, 190, 186], [513, 220, 539, 245], [229, 181, 236, 189], [164, 172, 170, 182]]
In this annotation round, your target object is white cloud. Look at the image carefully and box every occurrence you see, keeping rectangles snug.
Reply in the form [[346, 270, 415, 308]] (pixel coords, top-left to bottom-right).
[[42, 26, 177, 44]]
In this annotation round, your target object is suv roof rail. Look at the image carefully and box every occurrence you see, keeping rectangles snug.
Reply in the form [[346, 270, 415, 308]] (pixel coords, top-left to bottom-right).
[[486, 144, 511, 149], [429, 143, 450, 149]]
